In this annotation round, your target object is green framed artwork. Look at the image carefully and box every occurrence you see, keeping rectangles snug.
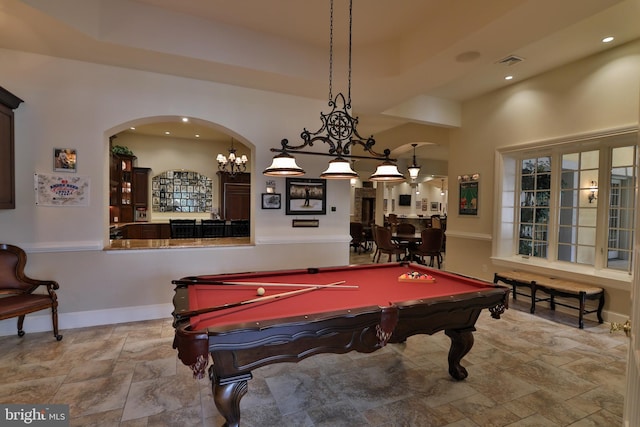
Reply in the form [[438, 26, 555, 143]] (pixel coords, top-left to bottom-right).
[[458, 174, 479, 216]]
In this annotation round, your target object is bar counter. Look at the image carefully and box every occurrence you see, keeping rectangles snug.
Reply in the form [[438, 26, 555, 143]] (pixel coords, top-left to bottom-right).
[[106, 237, 251, 250]]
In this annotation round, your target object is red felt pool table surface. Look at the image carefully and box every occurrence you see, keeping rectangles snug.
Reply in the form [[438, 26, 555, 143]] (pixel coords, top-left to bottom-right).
[[186, 263, 496, 330]]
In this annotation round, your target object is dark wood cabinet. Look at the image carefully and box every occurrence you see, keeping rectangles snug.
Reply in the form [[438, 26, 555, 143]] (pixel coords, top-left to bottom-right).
[[218, 172, 250, 220], [0, 87, 23, 209], [133, 167, 150, 221], [110, 154, 136, 223]]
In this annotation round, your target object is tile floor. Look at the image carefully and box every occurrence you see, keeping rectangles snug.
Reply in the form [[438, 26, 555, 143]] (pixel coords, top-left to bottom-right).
[[0, 250, 629, 426]]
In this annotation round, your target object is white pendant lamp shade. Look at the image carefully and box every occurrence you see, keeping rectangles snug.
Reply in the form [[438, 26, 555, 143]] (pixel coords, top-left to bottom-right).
[[369, 160, 405, 182], [408, 165, 421, 180], [263, 152, 305, 176], [320, 158, 359, 179]]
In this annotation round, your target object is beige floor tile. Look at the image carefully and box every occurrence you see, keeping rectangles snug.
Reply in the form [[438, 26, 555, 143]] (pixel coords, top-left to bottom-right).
[[0, 252, 627, 426]]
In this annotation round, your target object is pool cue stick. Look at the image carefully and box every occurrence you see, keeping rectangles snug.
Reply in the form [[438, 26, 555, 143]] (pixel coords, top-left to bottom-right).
[[172, 278, 357, 289], [174, 280, 346, 320], [207, 281, 357, 289]]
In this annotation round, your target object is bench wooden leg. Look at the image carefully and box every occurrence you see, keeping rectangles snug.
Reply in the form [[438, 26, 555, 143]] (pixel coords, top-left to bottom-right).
[[596, 292, 605, 324], [530, 281, 537, 314], [578, 291, 586, 329]]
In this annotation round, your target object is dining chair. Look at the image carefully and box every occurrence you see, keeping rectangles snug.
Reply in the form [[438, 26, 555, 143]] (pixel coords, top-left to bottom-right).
[[409, 228, 444, 268], [374, 225, 406, 263], [201, 219, 226, 238], [396, 223, 415, 235], [349, 222, 368, 253], [386, 214, 399, 233], [170, 219, 197, 238], [229, 219, 250, 237]]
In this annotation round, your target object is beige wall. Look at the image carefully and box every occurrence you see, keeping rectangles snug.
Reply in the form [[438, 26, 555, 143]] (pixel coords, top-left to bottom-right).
[[0, 48, 353, 335], [446, 40, 640, 319]]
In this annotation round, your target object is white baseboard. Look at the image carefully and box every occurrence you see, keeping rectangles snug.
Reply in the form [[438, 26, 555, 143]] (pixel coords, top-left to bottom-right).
[[0, 303, 174, 337]]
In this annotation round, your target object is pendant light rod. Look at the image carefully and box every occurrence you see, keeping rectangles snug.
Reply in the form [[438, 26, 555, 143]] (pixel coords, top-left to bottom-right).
[[263, 0, 404, 182]]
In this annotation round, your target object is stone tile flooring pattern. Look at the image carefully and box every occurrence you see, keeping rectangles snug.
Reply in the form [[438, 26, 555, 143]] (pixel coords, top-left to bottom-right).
[[0, 250, 629, 426]]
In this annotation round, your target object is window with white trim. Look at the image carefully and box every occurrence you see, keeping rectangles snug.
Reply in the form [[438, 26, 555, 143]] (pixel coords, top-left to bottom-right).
[[499, 130, 637, 274]]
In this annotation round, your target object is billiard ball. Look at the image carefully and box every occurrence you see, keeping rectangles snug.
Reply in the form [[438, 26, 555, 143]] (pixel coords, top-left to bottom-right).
[[257, 287, 265, 296]]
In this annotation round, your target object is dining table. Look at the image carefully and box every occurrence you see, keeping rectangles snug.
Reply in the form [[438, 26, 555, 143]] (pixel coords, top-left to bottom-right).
[[391, 232, 422, 262]]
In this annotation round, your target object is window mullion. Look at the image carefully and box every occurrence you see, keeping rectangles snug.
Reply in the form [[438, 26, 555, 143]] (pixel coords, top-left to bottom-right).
[[593, 149, 610, 269], [547, 151, 561, 262]]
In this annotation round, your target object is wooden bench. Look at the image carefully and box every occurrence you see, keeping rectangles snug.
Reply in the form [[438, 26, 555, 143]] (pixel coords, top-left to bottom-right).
[[493, 271, 604, 329]]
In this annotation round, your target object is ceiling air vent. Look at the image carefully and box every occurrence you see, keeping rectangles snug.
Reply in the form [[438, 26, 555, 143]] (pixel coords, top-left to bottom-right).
[[496, 55, 524, 66]]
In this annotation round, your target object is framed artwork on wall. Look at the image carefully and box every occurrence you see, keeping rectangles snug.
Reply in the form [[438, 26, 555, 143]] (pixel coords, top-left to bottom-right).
[[262, 193, 281, 209], [53, 148, 77, 172], [285, 178, 326, 215], [459, 173, 480, 216]]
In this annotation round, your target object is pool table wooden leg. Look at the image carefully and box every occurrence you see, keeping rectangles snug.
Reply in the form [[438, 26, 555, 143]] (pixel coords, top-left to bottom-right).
[[210, 369, 252, 427], [445, 328, 474, 380]]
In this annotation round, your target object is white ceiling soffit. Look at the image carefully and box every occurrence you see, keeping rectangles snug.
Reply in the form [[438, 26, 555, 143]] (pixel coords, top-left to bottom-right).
[[3, 0, 639, 134]]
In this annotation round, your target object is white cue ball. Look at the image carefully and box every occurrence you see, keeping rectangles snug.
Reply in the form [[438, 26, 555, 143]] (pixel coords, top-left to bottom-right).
[[257, 287, 265, 296]]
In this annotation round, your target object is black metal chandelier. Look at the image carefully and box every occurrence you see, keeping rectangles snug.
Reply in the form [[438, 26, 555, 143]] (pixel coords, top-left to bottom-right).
[[217, 138, 247, 176], [263, 0, 405, 182]]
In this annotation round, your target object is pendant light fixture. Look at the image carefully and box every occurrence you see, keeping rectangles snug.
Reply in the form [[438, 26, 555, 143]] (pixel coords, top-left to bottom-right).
[[263, 0, 404, 182], [217, 138, 248, 176], [407, 143, 421, 180]]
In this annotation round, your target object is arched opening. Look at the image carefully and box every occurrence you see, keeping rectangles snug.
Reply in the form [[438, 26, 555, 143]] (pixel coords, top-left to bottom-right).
[[106, 116, 253, 248]]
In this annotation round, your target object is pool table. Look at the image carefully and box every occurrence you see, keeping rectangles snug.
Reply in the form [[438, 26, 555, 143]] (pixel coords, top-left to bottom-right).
[[172, 262, 509, 427]]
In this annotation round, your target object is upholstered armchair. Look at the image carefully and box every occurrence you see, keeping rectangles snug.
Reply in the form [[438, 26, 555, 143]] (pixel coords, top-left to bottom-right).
[[0, 243, 62, 340]]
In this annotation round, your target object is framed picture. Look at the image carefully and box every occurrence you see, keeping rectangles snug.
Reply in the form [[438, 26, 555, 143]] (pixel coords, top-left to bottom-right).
[[430, 201, 439, 211], [459, 173, 480, 216], [53, 148, 77, 172], [262, 193, 281, 209], [286, 178, 326, 215], [292, 219, 319, 227]]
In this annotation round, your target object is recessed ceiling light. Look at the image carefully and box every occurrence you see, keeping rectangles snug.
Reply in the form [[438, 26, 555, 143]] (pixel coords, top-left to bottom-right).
[[195, 134, 200, 138], [182, 117, 189, 122], [129, 127, 135, 130], [165, 131, 170, 135], [505, 75, 514, 80], [602, 36, 614, 43]]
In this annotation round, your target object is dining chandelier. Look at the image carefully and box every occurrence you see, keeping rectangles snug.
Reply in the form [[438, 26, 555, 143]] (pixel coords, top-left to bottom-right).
[[217, 138, 247, 176], [262, 0, 405, 182]]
